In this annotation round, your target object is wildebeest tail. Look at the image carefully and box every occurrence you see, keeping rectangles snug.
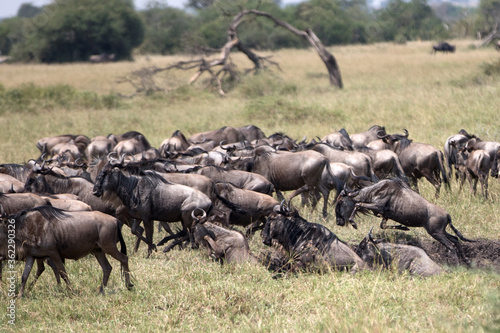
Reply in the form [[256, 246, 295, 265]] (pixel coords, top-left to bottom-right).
[[116, 220, 128, 255], [447, 215, 475, 242], [437, 151, 450, 190]]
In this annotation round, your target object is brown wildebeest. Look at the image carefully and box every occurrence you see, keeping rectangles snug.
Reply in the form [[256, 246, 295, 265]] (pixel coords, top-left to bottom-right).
[[356, 227, 444, 277], [379, 129, 449, 197], [349, 125, 387, 148], [335, 178, 474, 264], [159, 130, 191, 155], [262, 204, 367, 273], [191, 209, 258, 264], [321, 128, 354, 150], [464, 137, 500, 178], [444, 129, 476, 180], [85, 136, 116, 162], [1, 206, 133, 297], [236, 125, 266, 142]]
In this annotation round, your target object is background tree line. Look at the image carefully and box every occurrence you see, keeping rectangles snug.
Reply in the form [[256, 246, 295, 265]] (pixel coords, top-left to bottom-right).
[[0, 0, 498, 63]]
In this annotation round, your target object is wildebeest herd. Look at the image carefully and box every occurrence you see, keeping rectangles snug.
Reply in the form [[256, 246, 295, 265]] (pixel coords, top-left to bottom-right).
[[1, 125, 499, 297]]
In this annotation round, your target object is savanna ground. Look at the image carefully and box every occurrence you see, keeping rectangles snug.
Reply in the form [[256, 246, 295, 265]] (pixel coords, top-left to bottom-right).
[[0, 40, 499, 332]]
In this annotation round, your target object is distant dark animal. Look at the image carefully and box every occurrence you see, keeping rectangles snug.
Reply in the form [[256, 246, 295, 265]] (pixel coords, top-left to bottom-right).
[[191, 209, 258, 264], [262, 205, 367, 273], [454, 147, 491, 198], [379, 129, 449, 197], [432, 42, 456, 53], [92, 165, 213, 255], [335, 178, 473, 264], [0, 206, 132, 297], [349, 125, 387, 149], [356, 227, 443, 277], [89, 53, 115, 63], [321, 128, 353, 150]]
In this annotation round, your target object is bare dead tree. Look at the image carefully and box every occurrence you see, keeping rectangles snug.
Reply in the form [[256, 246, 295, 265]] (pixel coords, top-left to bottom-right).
[[477, 22, 500, 48], [120, 9, 343, 96]]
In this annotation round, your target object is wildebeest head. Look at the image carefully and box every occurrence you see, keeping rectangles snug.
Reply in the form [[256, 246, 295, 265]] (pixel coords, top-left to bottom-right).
[[355, 227, 387, 268], [334, 189, 357, 227], [92, 164, 122, 198], [262, 202, 290, 246]]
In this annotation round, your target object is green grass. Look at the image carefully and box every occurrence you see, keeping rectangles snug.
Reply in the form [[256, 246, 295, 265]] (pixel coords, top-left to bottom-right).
[[0, 40, 499, 332]]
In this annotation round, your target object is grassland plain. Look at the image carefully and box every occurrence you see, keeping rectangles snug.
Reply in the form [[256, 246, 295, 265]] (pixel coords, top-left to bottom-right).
[[0, 40, 499, 332]]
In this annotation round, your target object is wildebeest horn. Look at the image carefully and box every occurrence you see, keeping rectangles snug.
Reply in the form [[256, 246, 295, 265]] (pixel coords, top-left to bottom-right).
[[191, 208, 207, 223], [279, 199, 288, 214], [367, 226, 374, 242], [377, 131, 390, 139], [403, 129, 409, 138], [75, 157, 85, 167]]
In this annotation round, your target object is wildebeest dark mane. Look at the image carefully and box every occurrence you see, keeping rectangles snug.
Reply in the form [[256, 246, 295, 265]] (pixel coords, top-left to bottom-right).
[[29, 172, 93, 194], [393, 135, 413, 150], [0, 163, 31, 182], [13, 205, 69, 223]]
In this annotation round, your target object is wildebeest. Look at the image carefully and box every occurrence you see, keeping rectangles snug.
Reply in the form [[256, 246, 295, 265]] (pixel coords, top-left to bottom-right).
[[321, 129, 353, 150], [356, 227, 443, 277], [36, 134, 90, 157], [243, 147, 332, 218], [237, 125, 267, 142], [213, 182, 279, 234], [444, 129, 476, 180], [454, 147, 491, 198], [89, 53, 115, 63], [191, 209, 258, 264], [379, 129, 449, 197], [432, 42, 456, 53], [464, 137, 500, 178], [159, 130, 191, 155], [335, 178, 473, 264], [262, 205, 367, 273], [0, 174, 26, 193], [86, 136, 116, 162], [349, 125, 387, 149], [0, 161, 36, 183], [188, 126, 246, 148], [92, 165, 213, 255], [1, 206, 133, 297]]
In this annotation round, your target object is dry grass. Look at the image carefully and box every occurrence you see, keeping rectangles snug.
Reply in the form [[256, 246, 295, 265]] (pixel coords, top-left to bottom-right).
[[0, 39, 499, 332]]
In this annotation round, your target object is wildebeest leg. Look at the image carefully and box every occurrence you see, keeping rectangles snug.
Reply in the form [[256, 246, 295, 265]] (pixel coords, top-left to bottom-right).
[[481, 173, 488, 198], [162, 233, 190, 253], [409, 175, 419, 193], [28, 258, 56, 290], [245, 220, 264, 237], [98, 241, 133, 290], [379, 217, 410, 231], [275, 189, 285, 202], [18, 255, 35, 297], [428, 230, 469, 265], [93, 250, 112, 294], [142, 217, 156, 258], [157, 228, 188, 247], [288, 185, 312, 209]]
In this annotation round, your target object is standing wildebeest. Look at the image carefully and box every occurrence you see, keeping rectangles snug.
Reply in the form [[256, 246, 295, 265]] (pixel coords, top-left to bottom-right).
[[262, 205, 367, 272], [192, 209, 258, 264], [432, 42, 456, 53], [335, 178, 473, 264], [92, 166, 213, 255], [349, 125, 387, 149], [1, 206, 133, 297], [244, 147, 332, 218], [355, 146, 407, 181], [444, 129, 476, 180], [159, 130, 191, 155], [86, 136, 116, 162], [321, 128, 354, 150], [237, 125, 267, 142], [356, 227, 443, 277], [464, 137, 500, 178], [454, 147, 491, 198], [379, 129, 449, 197]]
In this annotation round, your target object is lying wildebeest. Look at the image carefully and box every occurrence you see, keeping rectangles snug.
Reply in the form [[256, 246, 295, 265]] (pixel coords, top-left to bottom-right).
[[454, 147, 491, 198], [191, 209, 258, 264], [335, 178, 473, 264], [188, 126, 246, 149], [432, 42, 456, 53], [1, 206, 133, 297], [356, 227, 444, 277], [92, 165, 213, 255], [262, 204, 367, 273], [379, 129, 449, 197]]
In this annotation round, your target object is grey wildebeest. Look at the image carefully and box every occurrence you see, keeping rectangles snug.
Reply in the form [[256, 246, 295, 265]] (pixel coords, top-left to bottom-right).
[[36, 134, 90, 156], [243, 147, 332, 218], [92, 165, 213, 255], [349, 125, 387, 149], [321, 128, 354, 150], [444, 129, 476, 180], [1, 206, 132, 297], [464, 137, 500, 178], [356, 227, 443, 277], [188, 126, 246, 150], [159, 130, 191, 155], [379, 129, 449, 197], [213, 182, 279, 234], [191, 209, 258, 264], [262, 204, 367, 273], [85, 136, 116, 162], [335, 178, 473, 264], [237, 125, 266, 142], [454, 147, 491, 198]]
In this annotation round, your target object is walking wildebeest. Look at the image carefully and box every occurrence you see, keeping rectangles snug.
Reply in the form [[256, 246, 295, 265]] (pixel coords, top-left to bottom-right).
[[335, 178, 473, 264], [0, 206, 133, 297], [444, 129, 476, 180], [454, 147, 491, 198], [349, 125, 387, 149], [379, 129, 449, 197], [356, 227, 444, 277], [92, 165, 213, 255], [262, 204, 367, 273], [191, 209, 258, 264]]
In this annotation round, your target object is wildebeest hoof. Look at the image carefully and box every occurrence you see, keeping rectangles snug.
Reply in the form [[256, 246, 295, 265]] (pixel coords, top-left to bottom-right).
[[349, 220, 358, 229], [127, 283, 134, 290], [397, 225, 410, 231]]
